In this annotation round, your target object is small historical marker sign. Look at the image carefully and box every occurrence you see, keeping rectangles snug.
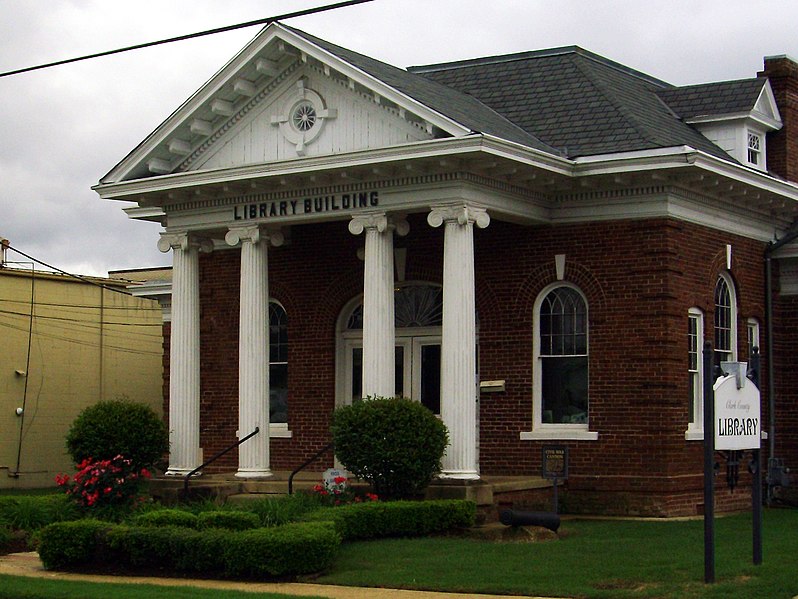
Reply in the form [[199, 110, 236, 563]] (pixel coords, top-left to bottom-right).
[[541, 446, 569, 480]]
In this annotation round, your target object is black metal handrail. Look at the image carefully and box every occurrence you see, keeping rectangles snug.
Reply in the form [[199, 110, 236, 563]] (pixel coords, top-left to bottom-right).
[[288, 441, 334, 495], [182, 427, 260, 497]]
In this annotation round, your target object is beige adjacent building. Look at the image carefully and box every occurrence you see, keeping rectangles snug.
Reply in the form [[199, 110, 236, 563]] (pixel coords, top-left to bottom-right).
[[0, 264, 163, 489]]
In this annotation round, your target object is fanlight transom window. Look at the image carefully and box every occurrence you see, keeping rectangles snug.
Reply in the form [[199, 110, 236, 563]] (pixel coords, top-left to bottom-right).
[[346, 284, 443, 330]]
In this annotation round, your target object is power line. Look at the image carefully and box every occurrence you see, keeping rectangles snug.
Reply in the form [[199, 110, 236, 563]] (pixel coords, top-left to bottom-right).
[[0, 0, 375, 79], [4, 243, 136, 296]]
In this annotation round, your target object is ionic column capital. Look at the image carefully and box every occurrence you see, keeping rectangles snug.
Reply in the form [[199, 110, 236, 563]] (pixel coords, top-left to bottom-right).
[[427, 204, 490, 229], [157, 232, 214, 254], [225, 225, 284, 248], [349, 212, 410, 237]]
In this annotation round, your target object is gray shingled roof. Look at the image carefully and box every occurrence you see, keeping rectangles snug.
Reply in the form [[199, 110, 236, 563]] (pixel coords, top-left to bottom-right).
[[284, 25, 560, 155], [409, 47, 733, 161], [656, 78, 767, 120], [287, 27, 755, 163]]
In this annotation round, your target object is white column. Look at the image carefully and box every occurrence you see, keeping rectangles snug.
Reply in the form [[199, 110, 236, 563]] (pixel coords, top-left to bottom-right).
[[225, 225, 284, 478], [428, 204, 490, 479], [157, 232, 205, 476], [349, 212, 408, 398]]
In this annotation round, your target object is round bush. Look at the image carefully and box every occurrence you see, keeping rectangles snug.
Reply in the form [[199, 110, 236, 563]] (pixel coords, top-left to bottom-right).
[[331, 397, 448, 499], [131, 509, 198, 529], [65, 400, 168, 469]]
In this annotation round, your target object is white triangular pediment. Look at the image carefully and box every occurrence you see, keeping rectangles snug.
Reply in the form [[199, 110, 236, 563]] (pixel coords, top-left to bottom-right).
[[101, 23, 467, 185], [752, 80, 782, 130], [184, 64, 435, 173]]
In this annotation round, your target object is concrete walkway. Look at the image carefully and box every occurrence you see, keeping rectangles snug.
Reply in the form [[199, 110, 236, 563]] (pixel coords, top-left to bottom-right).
[[0, 551, 552, 598]]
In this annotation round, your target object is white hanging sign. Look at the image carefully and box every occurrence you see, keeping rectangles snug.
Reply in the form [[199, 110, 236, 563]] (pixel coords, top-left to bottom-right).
[[713, 364, 761, 451]]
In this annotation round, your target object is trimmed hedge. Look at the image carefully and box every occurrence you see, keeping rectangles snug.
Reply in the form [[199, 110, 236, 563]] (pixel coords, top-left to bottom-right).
[[39, 520, 341, 578], [37, 519, 109, 569], [37, 500, 475, 578], [224, 522, 340, 577], [303, 499, 476, 541], [131, 508, 198, 529], [198, 510, 260, 531]]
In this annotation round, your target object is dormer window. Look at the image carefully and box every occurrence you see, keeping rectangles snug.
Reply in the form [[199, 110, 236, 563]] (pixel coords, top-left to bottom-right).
[[747, 131, 761, 166]]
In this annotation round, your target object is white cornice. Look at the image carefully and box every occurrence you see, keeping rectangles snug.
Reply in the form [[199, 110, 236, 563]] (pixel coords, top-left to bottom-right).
[[574, 145, 798, 201], [94, 135, 570, 200]]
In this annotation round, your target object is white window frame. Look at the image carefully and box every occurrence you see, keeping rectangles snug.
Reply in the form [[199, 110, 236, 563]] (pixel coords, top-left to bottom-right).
[[747, 129, 762, 168], [685, 308, 704, 441], [747, 317, 760, 358], [714, 272, 738, 368], [268, 300, 291, 438], [521, 282, 597, 441]]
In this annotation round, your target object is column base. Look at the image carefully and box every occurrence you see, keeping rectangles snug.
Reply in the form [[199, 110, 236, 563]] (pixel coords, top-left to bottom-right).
[[439, 470, 480, 481], [235, 469, 274, 479], [164, 468, 199, 477]]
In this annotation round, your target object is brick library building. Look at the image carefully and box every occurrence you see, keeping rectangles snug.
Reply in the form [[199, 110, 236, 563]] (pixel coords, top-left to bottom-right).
[[95, 23, 798, 516]]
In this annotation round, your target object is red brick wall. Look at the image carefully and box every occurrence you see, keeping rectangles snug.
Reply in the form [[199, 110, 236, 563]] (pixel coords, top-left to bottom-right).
[[760, 56, 798, 184], [166, 213, 770, 515], [772, 284, 798, 472], [473, 217, 765, 515]]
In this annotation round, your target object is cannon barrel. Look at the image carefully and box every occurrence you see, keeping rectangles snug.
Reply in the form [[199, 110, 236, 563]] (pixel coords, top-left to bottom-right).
[[499, 509, 560, 532]]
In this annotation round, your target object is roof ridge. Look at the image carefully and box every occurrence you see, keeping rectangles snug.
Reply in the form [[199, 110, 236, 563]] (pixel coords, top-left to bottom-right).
[[409, 45, 671, 88], [570, 55, 663, 149], [657, 76, 766, 95]]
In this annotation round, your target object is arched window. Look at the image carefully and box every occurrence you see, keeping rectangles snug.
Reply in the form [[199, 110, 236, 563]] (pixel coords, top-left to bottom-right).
[[336, 283, 445, 413], [269, 301, 288, 424], [714, 273, 737, 369], [345, 284, 443, 329], [536, 284, 589, 425]]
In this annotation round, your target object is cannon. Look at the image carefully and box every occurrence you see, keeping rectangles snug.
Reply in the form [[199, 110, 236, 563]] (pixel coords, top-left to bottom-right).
[[499, 509, 560, 533]]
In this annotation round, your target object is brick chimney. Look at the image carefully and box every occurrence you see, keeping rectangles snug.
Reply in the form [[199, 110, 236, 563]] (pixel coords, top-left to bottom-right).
[[759, 55, 798, 183]]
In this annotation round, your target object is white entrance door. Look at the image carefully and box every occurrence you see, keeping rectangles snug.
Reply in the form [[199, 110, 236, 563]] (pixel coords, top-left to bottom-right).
[[342, 334, 441, 414]]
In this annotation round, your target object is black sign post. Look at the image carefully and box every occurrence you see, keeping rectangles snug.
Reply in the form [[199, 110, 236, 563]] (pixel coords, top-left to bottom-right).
[[702, 341, 715, 584], [542, 445, 569, 514]]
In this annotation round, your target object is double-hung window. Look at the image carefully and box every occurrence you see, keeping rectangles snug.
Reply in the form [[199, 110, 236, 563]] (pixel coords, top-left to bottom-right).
[[269, 302, 288, 427], [522, 283, 596, 440], [686, 308, 704, 439]]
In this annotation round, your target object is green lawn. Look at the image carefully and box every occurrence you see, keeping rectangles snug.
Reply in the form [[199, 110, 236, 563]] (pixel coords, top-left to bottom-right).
[[2, 507, 796, 598], [313, 509, 798, 598]]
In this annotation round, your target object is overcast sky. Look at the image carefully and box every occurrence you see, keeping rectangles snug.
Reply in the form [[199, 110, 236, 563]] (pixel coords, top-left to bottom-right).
[[2, 0, 797, 277]]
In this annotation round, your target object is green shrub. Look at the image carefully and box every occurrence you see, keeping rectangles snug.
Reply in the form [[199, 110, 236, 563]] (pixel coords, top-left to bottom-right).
[[172, 527, 228, 573], [0, 525, 11, 551], [102, 521, 340, 578], [223, 521, 340, 577], [197, 510, 260, 531], [304, 499, 476, 541], [131, 508, 198, 529], [106, 525, 184, 568], [65, 400, 168, 469], [37, 519, 109, 569], [331, 396, 448, 499], [0, 495, 79, 531], [248, 493, 324, 527]]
